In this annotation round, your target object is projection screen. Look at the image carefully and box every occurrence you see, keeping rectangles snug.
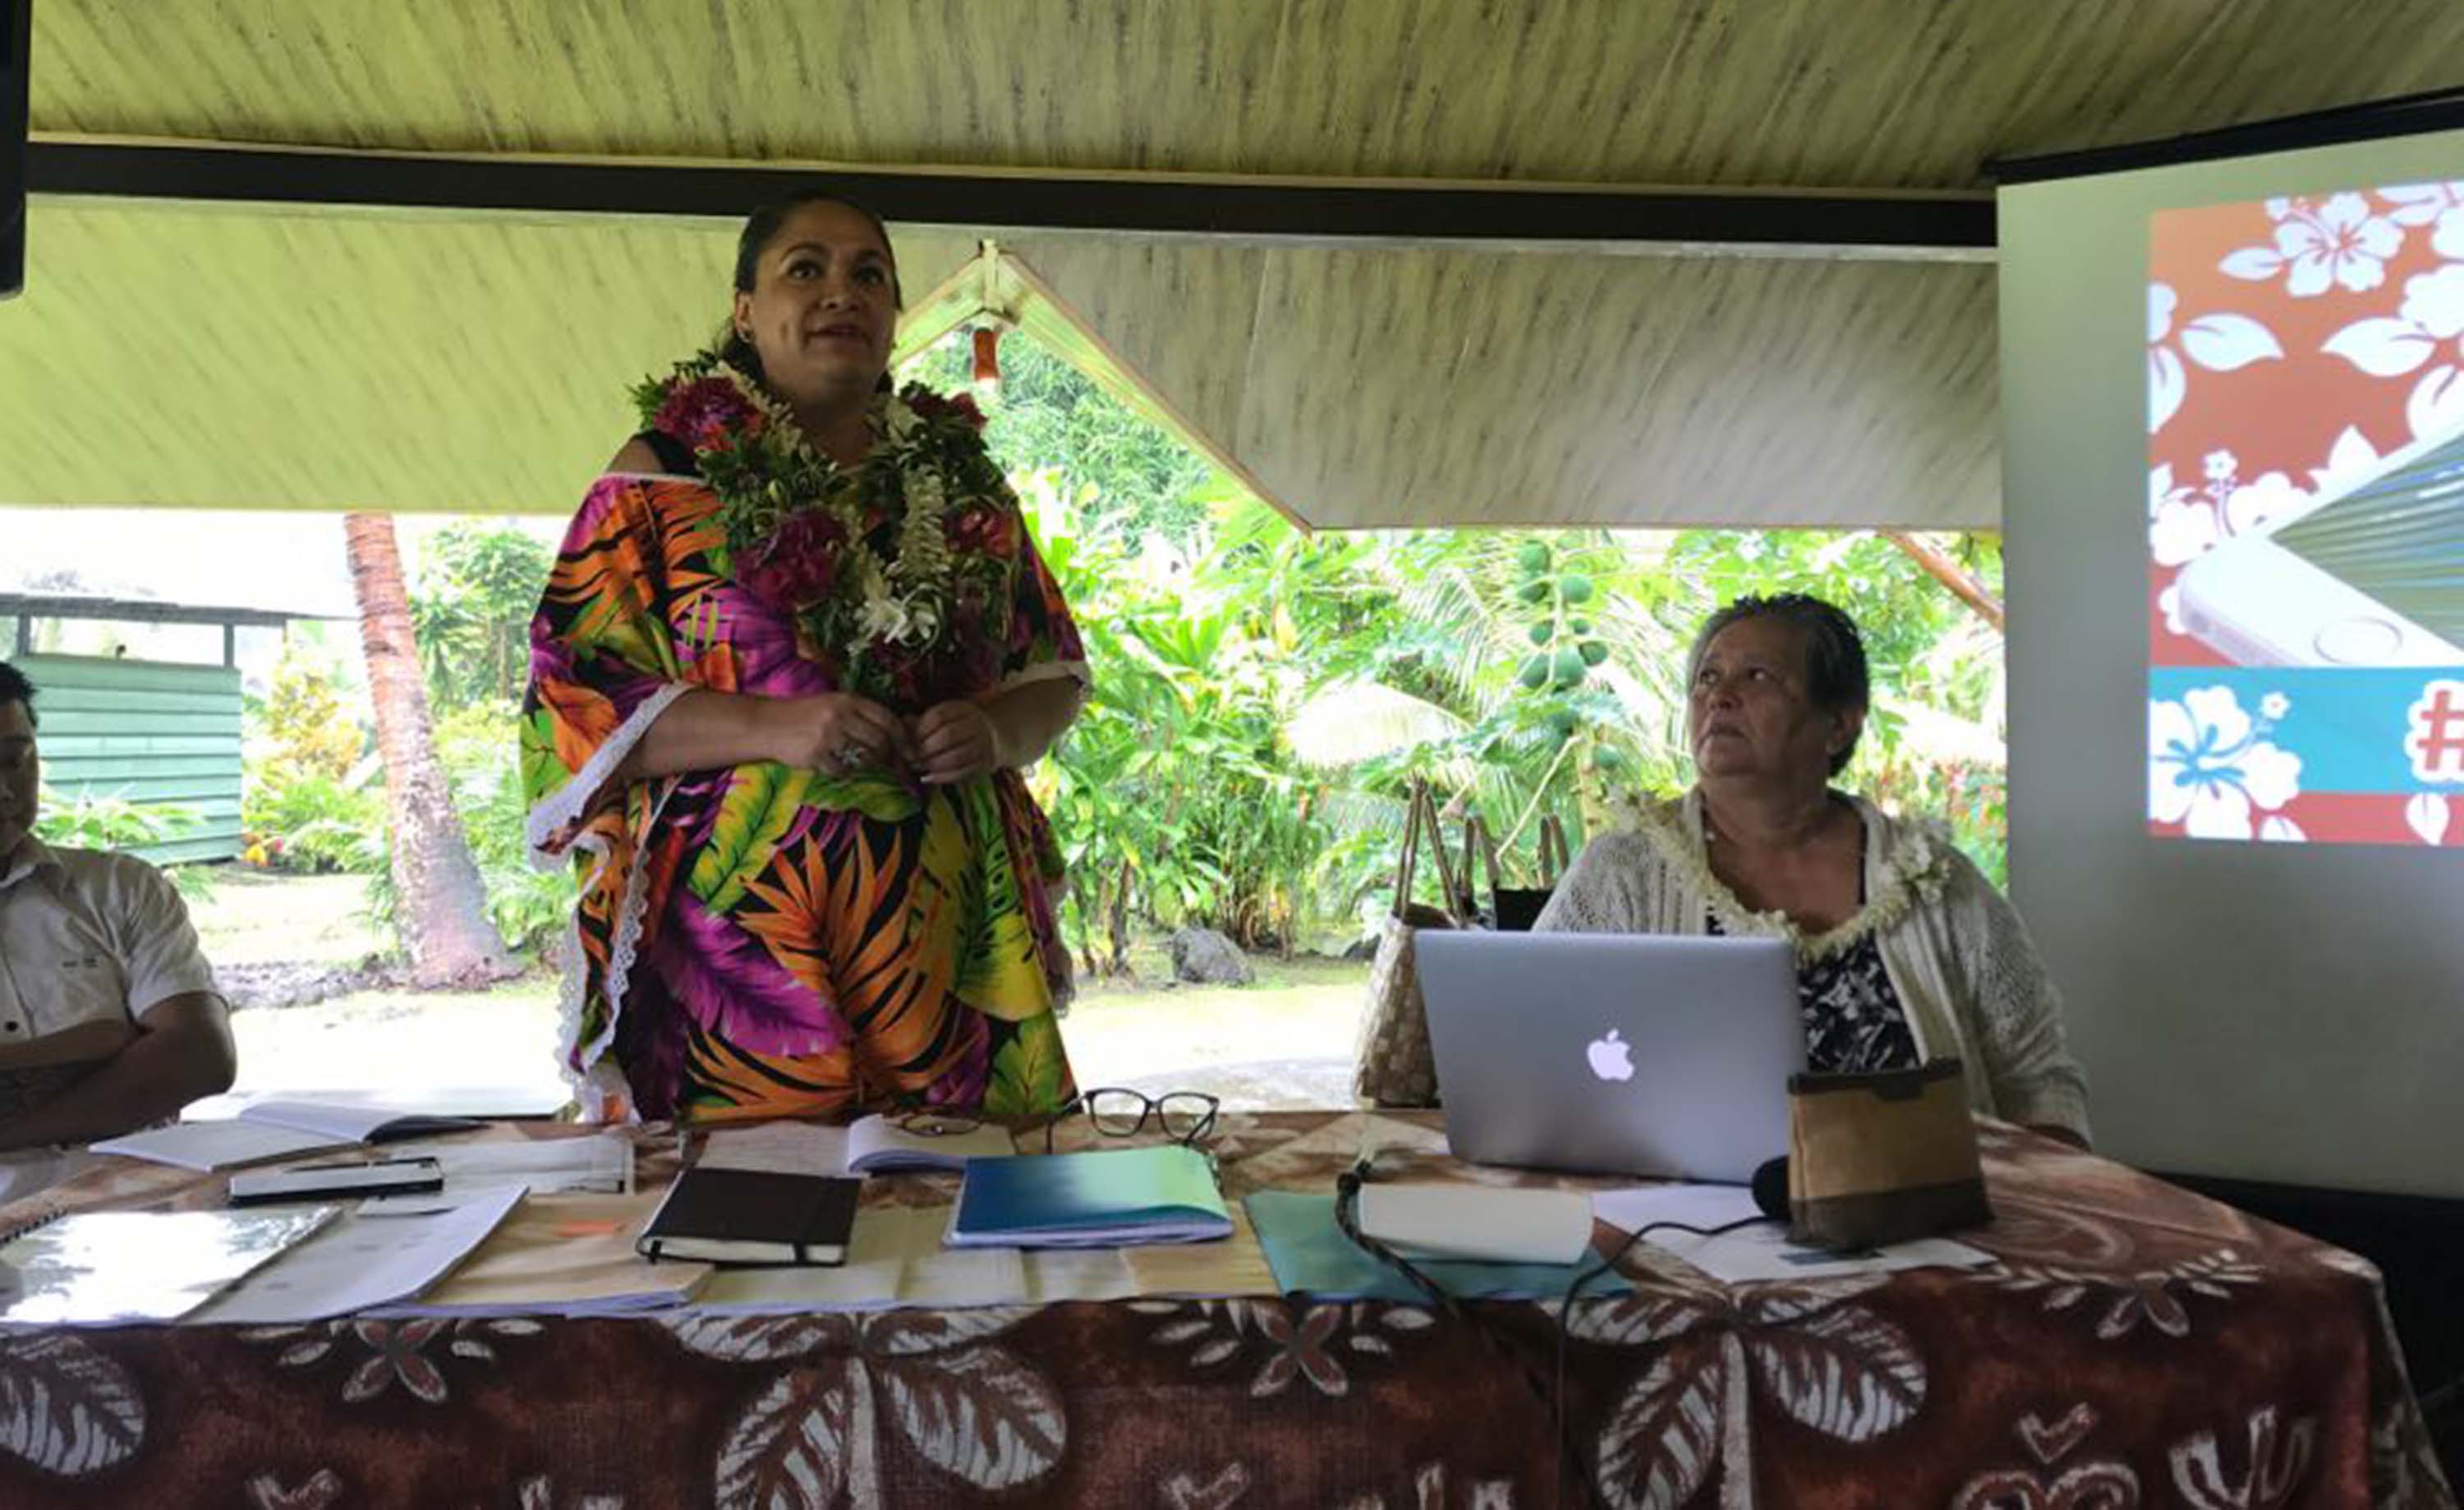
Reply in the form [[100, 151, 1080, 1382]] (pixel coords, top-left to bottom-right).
[[2002, 126, 2464, 1197]]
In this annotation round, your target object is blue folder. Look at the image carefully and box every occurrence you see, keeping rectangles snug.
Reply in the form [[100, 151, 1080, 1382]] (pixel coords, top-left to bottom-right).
[[1243, 1190, 1634, 1303], [949, 1144, 1232, 1249]]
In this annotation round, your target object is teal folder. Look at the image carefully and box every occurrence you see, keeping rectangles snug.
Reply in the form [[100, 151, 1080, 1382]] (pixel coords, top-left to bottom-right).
[[949, 1144, 1232, 1249], [1243, 1190, 1633, 1303]]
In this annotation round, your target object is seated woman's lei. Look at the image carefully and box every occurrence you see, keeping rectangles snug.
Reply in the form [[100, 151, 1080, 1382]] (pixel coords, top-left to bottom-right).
[[1620, 790, 1957, 961], [632, 348, 1020, 707]]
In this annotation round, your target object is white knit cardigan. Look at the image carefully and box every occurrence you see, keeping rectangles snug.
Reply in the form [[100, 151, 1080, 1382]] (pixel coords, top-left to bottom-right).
[[1534, 790, 2090, 1141]]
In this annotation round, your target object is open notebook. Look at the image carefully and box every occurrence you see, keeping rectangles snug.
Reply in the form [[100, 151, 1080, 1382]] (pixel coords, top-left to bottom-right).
[[90, 1100, 487, 1172], [698, 1115, 1015, 1177]]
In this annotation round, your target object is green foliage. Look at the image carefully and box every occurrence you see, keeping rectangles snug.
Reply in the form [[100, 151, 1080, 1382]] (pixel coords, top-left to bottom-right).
[[906, 326, 2015, 955], [259, 644, 365, 780], [244, 675, 569, 955], [246, 645, 385, 875], [409, 522, 554, 713], [908, 334, 1218, 551], [34, 788, 200, 850], [34, 790, 218, 900], [252, 523, 568, 954], [243, 767, 387, 875], [241, 645, 382, 877]]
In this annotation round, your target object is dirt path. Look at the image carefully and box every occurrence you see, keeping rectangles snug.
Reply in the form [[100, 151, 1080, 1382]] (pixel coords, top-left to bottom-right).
[[226, 958, 1370, 1110]]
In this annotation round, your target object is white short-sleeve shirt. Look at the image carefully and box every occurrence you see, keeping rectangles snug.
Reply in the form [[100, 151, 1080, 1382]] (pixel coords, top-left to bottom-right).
[[0, 838, 221, 1200]]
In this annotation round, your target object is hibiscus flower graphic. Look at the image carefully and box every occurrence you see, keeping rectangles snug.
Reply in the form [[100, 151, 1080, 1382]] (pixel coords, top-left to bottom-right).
[[2220, 192, 2405, 297], [2149, 687, 2302, 840]]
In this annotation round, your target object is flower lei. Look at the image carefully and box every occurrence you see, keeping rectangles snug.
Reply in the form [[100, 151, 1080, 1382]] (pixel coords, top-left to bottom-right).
[[632, 349, 1020, 707], [1620, 790, 1956, 962]]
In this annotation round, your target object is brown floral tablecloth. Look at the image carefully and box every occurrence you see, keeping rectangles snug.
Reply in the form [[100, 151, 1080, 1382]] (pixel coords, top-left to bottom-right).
[[0, 1112, 2448, 1509]]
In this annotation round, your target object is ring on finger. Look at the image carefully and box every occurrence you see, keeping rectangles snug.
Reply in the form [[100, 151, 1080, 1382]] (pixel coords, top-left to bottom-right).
[[835, 741, 871, 770]]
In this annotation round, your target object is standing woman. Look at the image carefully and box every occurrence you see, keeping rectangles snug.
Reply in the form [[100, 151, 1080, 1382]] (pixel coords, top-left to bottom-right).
[[523, 191, 1088, 1122]]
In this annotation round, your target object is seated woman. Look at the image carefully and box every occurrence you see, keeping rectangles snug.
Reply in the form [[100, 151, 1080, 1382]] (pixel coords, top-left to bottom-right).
[[1536, 592, 2089, 1146], [522, 189, 1088, 1125]]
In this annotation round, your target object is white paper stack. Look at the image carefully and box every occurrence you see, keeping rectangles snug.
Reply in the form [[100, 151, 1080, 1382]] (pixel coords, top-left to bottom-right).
[[186, 1186, 525, 1324], [388, 1133, 634, 1197]]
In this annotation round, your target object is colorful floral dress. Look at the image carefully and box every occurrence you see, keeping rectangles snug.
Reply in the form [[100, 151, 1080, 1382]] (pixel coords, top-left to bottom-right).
[[521, 398, 1087, 1125]]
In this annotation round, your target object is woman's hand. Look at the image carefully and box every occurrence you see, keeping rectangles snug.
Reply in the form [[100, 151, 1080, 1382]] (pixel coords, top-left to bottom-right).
[[911, 701, 1006, 785], [758, 693, 913, 776]]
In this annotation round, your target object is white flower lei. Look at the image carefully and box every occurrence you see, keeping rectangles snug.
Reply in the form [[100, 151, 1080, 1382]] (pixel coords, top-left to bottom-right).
[[1620, 790, 1956, 963], [737, 378, 958, 601]]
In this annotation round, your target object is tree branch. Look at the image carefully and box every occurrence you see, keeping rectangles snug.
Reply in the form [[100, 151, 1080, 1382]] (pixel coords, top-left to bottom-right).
[[1882, 531, 2004, 632]]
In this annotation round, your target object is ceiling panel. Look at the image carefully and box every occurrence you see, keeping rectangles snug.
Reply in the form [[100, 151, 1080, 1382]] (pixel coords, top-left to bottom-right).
[[0, 202, 981, 513], [1217, 245, 1996, 528], [0, 199, 1995, 528], [31, 1, 2464, 191]]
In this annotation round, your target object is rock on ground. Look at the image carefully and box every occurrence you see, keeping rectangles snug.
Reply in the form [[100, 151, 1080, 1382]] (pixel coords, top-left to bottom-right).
[[1168, 927, 1254, 987]]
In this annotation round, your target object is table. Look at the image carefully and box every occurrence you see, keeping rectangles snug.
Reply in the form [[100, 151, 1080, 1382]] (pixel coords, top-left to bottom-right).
[[0, 1112, 2449, 1509]]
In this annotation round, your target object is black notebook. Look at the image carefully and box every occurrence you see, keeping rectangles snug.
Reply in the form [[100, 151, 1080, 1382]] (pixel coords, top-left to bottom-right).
[[635, 1166, 862, 1265]]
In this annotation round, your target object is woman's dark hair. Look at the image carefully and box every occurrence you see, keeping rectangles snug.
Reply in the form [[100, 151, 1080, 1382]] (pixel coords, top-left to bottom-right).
[[0, 661, 34, 730], [1688, 592, 1869, 776], [720, 189, 903, 391]]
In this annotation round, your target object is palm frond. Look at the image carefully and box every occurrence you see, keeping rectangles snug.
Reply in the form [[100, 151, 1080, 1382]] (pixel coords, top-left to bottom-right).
[[1286, 682, 1472, 767]]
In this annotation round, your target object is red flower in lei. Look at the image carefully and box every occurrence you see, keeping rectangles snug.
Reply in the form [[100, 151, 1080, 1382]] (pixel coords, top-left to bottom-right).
[[637, 357, 1022, 708], [945, 503, 1018, 559], [740, 509, 848, 611], [904, 388, 989, 431], [655, 375, 767, 453]]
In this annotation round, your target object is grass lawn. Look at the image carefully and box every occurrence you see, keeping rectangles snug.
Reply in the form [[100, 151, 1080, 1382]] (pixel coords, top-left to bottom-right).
[[190, 868, 385, 965], [209, 871, 1370, 1108]]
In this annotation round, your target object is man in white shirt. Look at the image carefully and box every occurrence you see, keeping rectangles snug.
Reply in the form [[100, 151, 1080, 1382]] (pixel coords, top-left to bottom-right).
[[0, 661, 237, 1201]]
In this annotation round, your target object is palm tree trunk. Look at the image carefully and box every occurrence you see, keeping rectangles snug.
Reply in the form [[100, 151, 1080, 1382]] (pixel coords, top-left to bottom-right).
[[343, 513, 515, 989]]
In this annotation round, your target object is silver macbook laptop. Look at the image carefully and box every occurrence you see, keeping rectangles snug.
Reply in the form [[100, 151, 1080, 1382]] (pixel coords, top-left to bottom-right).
[[1414, 931, 1804, 1182]]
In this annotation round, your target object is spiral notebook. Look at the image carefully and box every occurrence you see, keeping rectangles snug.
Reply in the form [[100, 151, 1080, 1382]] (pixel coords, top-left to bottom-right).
[[0, 1205, 337, 1326]]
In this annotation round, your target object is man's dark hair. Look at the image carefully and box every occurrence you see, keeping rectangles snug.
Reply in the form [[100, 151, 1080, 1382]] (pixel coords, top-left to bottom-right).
[[0, 661, 33, 730], [1688, 592, 1869, 776]]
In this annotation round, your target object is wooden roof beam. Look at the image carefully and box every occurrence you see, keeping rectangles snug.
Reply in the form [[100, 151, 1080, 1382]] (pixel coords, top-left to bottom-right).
[[30, 138, 1993, 258]]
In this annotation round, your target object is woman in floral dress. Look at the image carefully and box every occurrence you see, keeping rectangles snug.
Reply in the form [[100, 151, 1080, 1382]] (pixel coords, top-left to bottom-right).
[[522, 191, 1088, 1123]]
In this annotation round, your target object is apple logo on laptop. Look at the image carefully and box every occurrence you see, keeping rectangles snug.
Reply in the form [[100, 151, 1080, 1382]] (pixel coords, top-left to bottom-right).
[[1586, 1029, 1635, 1083]]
